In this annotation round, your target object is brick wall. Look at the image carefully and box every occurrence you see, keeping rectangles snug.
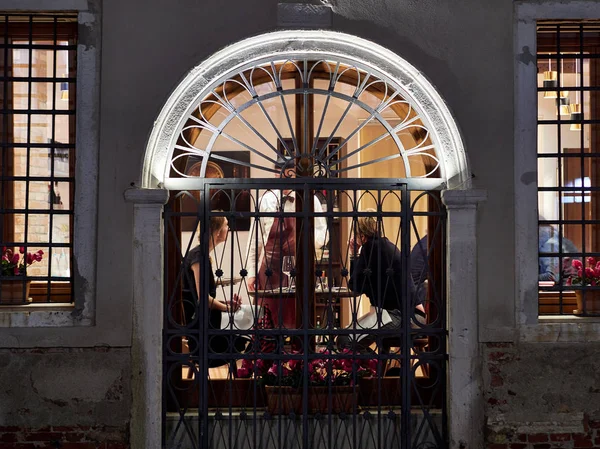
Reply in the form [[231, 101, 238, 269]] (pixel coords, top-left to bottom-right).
[[0, 348, 131, 448], [0, 425, 128, 448], [484, 342, 600, 449]]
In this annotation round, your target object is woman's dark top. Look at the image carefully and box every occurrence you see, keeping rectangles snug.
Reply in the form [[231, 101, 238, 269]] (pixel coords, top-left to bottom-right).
[[182, 245, 221, 329], [349, 236, 416, 311]]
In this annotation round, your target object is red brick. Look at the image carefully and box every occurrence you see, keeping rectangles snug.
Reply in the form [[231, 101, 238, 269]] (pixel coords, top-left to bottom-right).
[[488, 364, 501, 374], [486, 343, 514, 348], [105, 443, 128, 449], [52, 426, 80, 431], [65, 432, 87, 442], [0, 444, 39, 449], [529, 434, 549, 443], [0, 427, 20, 432], [517, 434, 527, 442], [551, 433, 572, 441], [509, 444, 527, 449], [58, 444, 99, 449], [590, 420, 600, 429], [490, 375, 504, 387], [573, 438, 593, 448], [0, 433, 18, 443], [532, 445, 551, 449], [24, 431, 63, 441], [487, 444, 508, 449]]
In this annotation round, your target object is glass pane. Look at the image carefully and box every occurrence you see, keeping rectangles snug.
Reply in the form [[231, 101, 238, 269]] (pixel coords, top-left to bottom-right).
[[28, 181, 51, 210], [25, 245, 49, 277], [50, 247, 70, 278], [13, 82, 29, 110], [27, 213, 50, 243], [538, 157, 558, 187], [13, 114, 29, 143], [30, 114, 53, 144], [538, 191, 560, 221]]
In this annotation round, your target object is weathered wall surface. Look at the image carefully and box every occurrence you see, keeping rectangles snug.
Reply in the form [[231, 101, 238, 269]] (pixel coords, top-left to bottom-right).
[[0, 348, 130, 446], [484, 342, 600, 448], [7, 0, 599, 447]]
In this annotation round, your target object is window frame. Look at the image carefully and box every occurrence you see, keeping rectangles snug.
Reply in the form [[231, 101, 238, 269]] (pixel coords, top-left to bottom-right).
[[0, 6, 100, 327], [514, 0, 600, 342], [0, 19, 77, 304]]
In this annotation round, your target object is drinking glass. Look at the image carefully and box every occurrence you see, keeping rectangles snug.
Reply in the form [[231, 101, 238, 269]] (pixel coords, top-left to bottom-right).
[[282, 255, 296, 291]]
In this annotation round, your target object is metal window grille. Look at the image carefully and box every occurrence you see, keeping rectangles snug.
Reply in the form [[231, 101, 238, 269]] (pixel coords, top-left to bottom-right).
[[0, 13, 77, 305]]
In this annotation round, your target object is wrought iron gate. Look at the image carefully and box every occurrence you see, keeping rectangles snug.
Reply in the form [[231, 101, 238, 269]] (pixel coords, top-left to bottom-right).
[[163, 178, 447, 449]]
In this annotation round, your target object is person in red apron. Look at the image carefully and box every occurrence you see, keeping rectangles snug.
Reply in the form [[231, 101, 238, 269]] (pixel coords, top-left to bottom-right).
[[245, 166, 327, 328]]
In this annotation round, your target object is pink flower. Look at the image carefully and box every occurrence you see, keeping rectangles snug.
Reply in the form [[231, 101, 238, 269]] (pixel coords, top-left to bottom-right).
[[13, 267, 19, 275], [573, 259, 583, 269], [578, 269, 583, 278], [236, 367, 251, 378], [11, 253, 19, 264], [566, 277, 572, 286], [267, 363, 278, 376], [585, 267, 595, 278], [19, 246, 24, 254], [588, 257, 596, 267]]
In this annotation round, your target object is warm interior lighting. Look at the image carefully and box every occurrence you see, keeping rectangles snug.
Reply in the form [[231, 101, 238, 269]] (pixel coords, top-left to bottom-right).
[[60, 76, 68, 101], [570, 103, 582, 131], [557, 96, 571, 115], [570, 57, 582, 131], [543, 70, 558, 98]]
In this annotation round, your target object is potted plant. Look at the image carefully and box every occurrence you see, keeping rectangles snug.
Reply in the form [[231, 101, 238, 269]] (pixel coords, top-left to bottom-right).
[[238, 349, 376, 414], [0, 247, 44, 304], [566, 257, 600, 315], [307, 349, 376, 413]]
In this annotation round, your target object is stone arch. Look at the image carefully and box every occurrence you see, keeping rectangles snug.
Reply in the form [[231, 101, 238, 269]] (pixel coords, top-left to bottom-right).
[[141, 30, 470, 189]]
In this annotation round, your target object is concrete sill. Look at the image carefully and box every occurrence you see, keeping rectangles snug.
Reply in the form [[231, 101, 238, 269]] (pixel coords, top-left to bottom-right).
[[0, 303, 92, 328]]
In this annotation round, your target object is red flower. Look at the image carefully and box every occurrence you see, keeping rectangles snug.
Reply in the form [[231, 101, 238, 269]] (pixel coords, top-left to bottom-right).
[[572, 259, 583, 269]]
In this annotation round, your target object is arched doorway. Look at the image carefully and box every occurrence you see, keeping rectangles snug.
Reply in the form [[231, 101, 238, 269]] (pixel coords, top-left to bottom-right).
[[129, 30, 480, 449]]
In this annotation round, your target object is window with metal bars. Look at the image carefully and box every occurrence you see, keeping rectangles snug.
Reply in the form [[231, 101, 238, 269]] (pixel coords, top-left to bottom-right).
[[0, 13, 76, 305], [537, 21, 600, 316]]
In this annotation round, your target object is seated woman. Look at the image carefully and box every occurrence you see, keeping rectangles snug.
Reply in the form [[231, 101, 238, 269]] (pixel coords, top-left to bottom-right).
[[337, 211, 426, 352], [182, 214, 246, 367]]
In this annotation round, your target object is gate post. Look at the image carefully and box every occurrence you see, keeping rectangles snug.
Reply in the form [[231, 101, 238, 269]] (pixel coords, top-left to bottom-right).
[[441, 189, 487, 449], [124, 187, 169, 449]]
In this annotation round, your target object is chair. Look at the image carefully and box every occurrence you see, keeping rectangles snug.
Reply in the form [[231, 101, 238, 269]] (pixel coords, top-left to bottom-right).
[[380, 334, 430, 377]]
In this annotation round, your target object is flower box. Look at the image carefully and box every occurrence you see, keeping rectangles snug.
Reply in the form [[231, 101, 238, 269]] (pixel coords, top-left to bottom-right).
[[265, 385, 302, 415], [309, 385, 355, 414], [573, 290, 600, 315], [0, 280, 32, 305]]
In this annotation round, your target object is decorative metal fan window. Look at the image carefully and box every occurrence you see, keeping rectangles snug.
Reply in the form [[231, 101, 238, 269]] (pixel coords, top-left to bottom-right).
[[167, 57, 443, 185]]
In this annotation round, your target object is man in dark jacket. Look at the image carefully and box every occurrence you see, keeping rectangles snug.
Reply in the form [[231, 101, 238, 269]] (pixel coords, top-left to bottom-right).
[[338, 211, 425, 351]]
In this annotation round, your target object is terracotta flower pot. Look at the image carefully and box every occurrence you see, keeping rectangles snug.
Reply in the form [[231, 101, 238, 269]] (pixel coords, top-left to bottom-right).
[[573, 290, 600, 315], [0, 280, 32, 305], [309, 385, 356, 414], [265, 385, 302, 415]]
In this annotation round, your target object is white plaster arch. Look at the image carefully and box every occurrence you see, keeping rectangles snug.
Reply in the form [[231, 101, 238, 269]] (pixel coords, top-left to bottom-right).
[[141, 30, 470, 189]]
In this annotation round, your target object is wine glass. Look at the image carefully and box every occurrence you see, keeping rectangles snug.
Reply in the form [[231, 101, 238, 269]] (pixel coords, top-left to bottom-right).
[[282, 255, 296, 291]]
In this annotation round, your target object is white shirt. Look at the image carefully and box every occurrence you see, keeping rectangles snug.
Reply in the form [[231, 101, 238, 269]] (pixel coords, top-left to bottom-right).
[[245, 190, 328, 278]]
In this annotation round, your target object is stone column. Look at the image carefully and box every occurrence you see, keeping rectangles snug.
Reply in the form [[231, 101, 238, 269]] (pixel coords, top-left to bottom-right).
[[124, 187, 169, 449], [441, 189, 487, 449]]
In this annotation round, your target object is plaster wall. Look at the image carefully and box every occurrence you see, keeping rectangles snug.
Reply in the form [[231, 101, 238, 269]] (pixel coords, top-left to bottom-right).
[[483, 342, 600, 447], [2, 0, 520, 443], [106, 0, 514, 335]]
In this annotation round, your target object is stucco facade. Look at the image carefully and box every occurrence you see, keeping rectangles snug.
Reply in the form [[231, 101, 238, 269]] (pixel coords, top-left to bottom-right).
[[0, 1, 599, 448]]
